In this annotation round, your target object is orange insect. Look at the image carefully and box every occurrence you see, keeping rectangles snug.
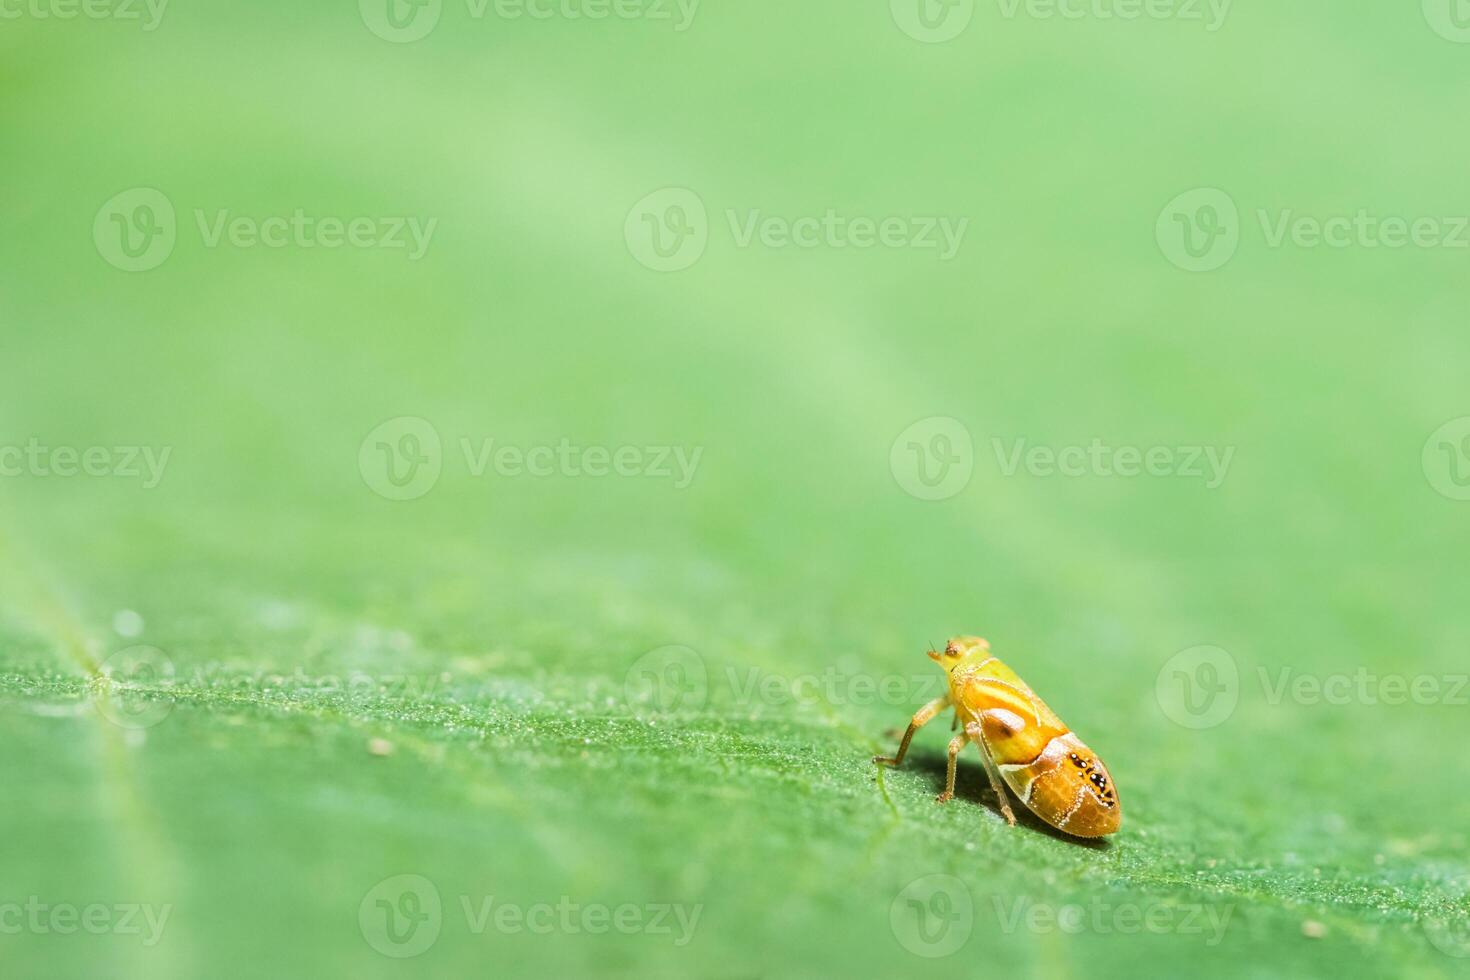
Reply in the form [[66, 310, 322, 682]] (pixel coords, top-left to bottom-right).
[[873, 636, 1121, 838]]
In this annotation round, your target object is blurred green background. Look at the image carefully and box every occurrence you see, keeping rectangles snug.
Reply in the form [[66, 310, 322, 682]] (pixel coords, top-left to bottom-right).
[[4, 1, 1470, 977]]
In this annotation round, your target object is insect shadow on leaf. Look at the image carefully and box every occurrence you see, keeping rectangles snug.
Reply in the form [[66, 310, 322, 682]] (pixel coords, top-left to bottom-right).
[[897, 748, 1111, 850]]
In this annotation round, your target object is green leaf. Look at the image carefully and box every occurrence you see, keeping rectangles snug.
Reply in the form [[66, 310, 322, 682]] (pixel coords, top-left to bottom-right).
[[4, 4, 1470, 978]]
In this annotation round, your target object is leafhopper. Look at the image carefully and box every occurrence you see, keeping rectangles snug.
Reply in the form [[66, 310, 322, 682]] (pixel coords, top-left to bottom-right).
[[874, 637, 1121, 838]]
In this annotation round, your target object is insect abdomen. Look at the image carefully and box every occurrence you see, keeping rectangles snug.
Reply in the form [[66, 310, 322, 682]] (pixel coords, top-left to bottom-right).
[[958, 658, 1122, 838], [999, 732, 1121, 838]]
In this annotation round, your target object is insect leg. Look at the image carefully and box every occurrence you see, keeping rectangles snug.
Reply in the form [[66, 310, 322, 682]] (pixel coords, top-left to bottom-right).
[[936, 733, 967, 803], [966, 721, 1017, 826], [872, 694, 950, 768]]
